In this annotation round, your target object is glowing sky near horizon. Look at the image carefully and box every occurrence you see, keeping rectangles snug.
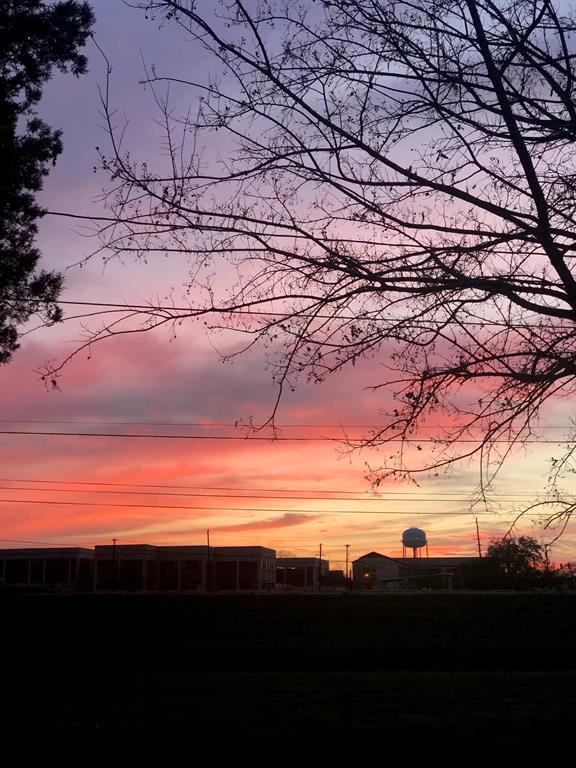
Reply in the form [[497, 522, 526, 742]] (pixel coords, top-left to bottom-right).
[[1, 1, 576, 566]]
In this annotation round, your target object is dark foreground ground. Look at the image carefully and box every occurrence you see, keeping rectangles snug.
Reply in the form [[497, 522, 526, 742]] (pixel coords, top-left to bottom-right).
[[2, 592, 575, 744]]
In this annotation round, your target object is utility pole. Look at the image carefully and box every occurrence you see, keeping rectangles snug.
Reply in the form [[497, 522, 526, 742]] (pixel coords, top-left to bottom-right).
[[206, 529, 211, 591], [112, 538, 118, 589], [345, 544, 350, 590], [318, 543, 322, 591], [475, 517, 482, 558]]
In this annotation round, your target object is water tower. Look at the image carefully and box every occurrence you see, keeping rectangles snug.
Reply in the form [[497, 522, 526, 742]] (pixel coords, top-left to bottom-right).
[[402, 527, 429, 558]]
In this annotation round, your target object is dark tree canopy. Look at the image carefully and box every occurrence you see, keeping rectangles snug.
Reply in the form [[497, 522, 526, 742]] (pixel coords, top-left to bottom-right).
[[58, 1, 576, 528], [0, 0, 94, 363], [485, 535, 546, 577], [459, 534, 550, 588]]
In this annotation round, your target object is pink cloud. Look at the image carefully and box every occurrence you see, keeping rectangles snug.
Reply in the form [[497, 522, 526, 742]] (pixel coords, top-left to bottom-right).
[[0, 316, 571, 559]]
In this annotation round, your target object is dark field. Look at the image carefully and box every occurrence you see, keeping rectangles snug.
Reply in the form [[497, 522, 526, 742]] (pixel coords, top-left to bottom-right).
[[2, 592, 576, 742]]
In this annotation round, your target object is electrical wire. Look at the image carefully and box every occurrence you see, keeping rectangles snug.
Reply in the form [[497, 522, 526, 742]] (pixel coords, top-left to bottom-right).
[[0, 418, 570, 430], [21, 296, 576, 329], [0, 476, 552, 497], [0, 497, 557, 515], [0, 484, 558, 504], [0, 429, 571, 443]]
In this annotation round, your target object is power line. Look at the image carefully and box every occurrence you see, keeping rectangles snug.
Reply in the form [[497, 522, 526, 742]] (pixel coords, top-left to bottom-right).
[[0, 428, 572, 444], [0, 477, 564, 498], [0, 497, 559, 515], [0, 477, 560, 498], [0, 484, 555, 504], [23, 296, 576, 328], [0, 476, 431, 494], [0, 418, 570, 430], [0, 538, 87, 548], [0, 430, 338, 442], [0, 419, 381, 428]]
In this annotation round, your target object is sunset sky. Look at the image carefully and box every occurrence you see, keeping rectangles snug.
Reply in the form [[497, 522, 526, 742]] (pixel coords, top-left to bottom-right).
[[2, 0, 576, 569]]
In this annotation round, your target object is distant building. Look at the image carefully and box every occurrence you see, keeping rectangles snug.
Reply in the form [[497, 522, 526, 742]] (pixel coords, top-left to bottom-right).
[[94, 544, 204, 591], [323, 569, 347, 589], [353, 551, 477, 590], [276, 557, 329, 590], [94, 544, 277, 592], [208, 547, 277, 591], [0, 544, 277, 593], [0, 543, 479, 593], [0, 548, 94, 592], [353, 551, 405, 590]]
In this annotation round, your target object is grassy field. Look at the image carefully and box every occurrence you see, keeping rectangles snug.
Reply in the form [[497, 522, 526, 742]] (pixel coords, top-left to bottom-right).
[[2, 592, 575, 740]]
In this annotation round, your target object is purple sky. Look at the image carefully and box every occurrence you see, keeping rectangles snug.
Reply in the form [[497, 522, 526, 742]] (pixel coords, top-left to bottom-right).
[[1, 1, 574, 564]]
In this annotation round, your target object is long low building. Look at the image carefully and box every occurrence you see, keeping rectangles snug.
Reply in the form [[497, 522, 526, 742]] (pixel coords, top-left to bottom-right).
[[0, 547, 95, 591], [0, 544, 278, 592]]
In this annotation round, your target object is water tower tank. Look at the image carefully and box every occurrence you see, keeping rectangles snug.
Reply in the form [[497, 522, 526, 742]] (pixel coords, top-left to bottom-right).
[[402, 527, 428, 558]]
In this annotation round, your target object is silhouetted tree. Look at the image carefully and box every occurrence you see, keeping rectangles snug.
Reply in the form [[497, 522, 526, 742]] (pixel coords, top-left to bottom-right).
[[0, 0, 94, 363], [486, 536, 545, 577], [57, 1, 576, 526], [460, 535, 547, 588]]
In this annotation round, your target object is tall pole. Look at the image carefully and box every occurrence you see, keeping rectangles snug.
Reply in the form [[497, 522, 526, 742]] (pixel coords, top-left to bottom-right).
[[345, 544, 350, 590], [112, 538, 118, 589], [318, 543, 322, 591], [207, 529, 211, 591], [475, 517, 482, 557]]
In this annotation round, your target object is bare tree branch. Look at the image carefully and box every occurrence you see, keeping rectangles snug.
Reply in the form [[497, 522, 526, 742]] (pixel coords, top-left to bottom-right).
[[45, 0, 576, 532]]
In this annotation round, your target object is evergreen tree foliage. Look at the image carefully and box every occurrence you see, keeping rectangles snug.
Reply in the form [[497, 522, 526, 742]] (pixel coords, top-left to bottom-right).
[[0, 1, 94, 362]]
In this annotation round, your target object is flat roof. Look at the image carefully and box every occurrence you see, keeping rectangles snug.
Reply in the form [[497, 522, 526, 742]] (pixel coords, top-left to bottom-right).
[[0, 548, 94, 557], [396, 557, 478, 566]]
